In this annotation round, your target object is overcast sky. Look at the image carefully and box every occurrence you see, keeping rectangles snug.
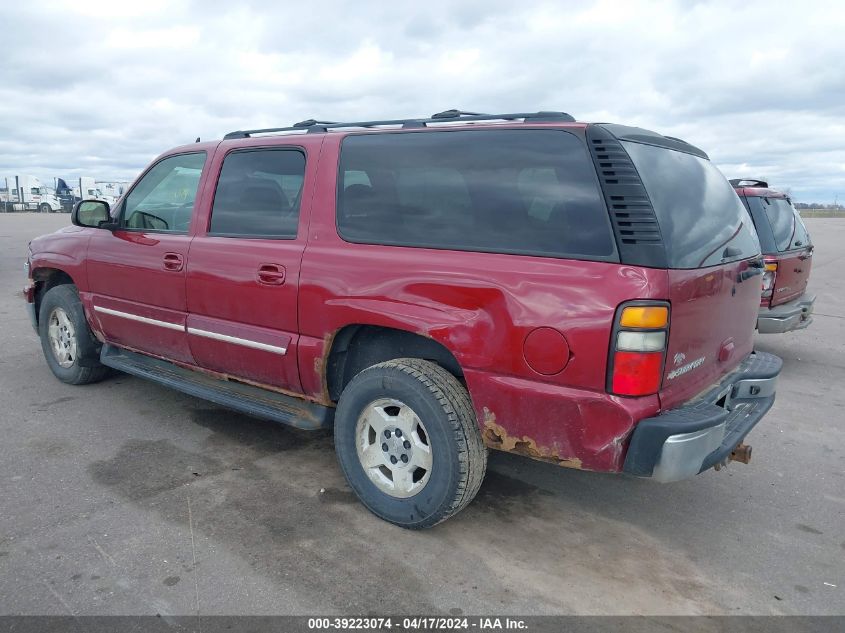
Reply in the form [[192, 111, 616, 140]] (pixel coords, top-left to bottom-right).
[[1, 0, 843, 203]]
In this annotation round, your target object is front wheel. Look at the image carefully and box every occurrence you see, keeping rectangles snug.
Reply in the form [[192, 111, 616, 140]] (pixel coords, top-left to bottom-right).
[[38, 285, 109, 385], [39, 203, 51, 214], [334, 358, 487, 529]]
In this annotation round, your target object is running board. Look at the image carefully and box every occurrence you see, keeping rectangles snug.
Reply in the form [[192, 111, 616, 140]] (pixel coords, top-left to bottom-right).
[[100, 344, 333, 430]]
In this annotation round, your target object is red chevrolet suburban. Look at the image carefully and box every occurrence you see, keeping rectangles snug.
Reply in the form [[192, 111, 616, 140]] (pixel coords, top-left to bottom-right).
[[730, 179, 815, 333], [25, 110, 782, 528]]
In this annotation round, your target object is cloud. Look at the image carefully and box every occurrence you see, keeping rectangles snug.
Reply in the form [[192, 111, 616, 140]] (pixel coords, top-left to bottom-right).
[[1, 0, 843, 202]]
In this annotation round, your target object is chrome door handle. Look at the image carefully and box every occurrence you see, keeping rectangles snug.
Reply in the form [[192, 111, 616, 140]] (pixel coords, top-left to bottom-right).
[[257, 263, 286, 285], [163, 253, 184, 271]]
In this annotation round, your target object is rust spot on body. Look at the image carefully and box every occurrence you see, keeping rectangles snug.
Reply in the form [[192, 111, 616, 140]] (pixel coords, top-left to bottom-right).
[[316, 331, 336, 405], [482, 408, 583, 469]]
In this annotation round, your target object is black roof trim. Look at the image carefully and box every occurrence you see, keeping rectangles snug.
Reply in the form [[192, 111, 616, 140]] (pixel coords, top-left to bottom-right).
[[586, 124, 667, 269], [597, 124, 709, 159], [729, 178, 769, 188], [223, 110, 576, 139]]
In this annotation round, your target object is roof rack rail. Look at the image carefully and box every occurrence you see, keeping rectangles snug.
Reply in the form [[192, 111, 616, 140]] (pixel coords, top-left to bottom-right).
[[222, 110, 576, 139], [431, 109, 486, 119], [293, 118, 337, 129], [729, 178, 769, 188]]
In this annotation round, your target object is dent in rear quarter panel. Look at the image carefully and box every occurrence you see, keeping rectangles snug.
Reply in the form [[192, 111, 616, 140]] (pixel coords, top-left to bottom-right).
[[468, 372, 660, 472], [298, 135, 669, 471], [298, 249, 668, 471]]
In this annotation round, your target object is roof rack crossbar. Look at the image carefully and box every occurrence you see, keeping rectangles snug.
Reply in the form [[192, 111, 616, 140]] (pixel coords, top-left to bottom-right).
[[223, 110, 576, 139]]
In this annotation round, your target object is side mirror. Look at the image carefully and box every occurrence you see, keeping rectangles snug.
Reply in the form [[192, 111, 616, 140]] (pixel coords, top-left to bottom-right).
[[72, 200, 114, 229]]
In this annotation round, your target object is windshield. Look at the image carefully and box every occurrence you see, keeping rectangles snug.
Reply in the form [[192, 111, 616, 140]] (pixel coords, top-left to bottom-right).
[[623, 141, 760, 268]]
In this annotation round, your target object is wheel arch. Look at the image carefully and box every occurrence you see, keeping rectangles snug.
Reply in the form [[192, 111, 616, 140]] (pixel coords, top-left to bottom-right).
[[32, 267, 76, 326], [325, 324, 465, 403]]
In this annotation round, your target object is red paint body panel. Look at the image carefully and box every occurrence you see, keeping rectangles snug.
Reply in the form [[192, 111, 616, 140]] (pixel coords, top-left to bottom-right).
[[86, 229, 195, 363], [90, 295, 192, 363], [658, 262, 760, 409], [185, 233, 304, 389], [463, 368, 659, 471], [769, 251, 812, 306], [522, 327, 571, 375], [66, 146, 219, 362], [184, 313, 296, 386], [29, 225, 92, 291], [182, 136, 324, 391]]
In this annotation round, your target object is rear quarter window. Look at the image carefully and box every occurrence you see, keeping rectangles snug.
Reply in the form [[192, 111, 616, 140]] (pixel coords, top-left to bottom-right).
[[336, 129, 617, 261], [623, 142, 760, 268], [791, 210, 811, 249], [763, 197, 807, 251]]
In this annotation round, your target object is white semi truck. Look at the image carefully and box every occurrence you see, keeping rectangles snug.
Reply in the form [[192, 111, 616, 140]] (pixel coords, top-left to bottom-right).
[[75, 177, 128, 206], [1, 176, 63, 212]]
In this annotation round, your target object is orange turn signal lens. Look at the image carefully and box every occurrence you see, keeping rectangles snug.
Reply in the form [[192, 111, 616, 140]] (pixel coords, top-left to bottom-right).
[[764, 262, 778, 272], [619, 306, 669, 329]]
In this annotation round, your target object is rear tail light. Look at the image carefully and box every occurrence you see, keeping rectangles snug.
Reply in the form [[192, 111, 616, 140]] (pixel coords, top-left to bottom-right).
[[608, 302, 669, 397], [619, 306, 669, 328], [761, 260, 778, 298], [616, 330, 666, 352]]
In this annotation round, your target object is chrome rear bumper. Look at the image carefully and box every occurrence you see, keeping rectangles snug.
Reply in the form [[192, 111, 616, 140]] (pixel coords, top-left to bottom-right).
[[623, 351, 782, 482], [758, 293, 815, 334]]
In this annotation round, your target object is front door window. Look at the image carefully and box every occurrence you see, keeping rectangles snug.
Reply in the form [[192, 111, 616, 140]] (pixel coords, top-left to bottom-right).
[[121, 153, 206, 233]]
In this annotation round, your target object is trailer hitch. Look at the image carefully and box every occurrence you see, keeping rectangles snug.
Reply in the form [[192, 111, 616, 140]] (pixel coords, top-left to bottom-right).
[[729, 443, 752, 464], [714, 443, 752, 471]]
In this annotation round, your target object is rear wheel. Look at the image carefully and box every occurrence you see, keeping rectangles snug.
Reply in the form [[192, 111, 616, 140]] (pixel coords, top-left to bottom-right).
[[38, 285, 109, 385], [334, 358, 486, 528]]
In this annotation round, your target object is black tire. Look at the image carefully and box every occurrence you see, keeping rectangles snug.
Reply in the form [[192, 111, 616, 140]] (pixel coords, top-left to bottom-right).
[[38, 284, 109, 385], [39, 203, 51, 214], [334, 358, 487, 529]]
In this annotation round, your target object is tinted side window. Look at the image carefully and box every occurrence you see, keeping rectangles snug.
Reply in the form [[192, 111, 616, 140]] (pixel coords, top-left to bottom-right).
[[209, 149, 305, 238], [622, 142, 760, 268], [764, 198, 797, 251], [337, 130, 616, 260], [122, 153, 206, 233]]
